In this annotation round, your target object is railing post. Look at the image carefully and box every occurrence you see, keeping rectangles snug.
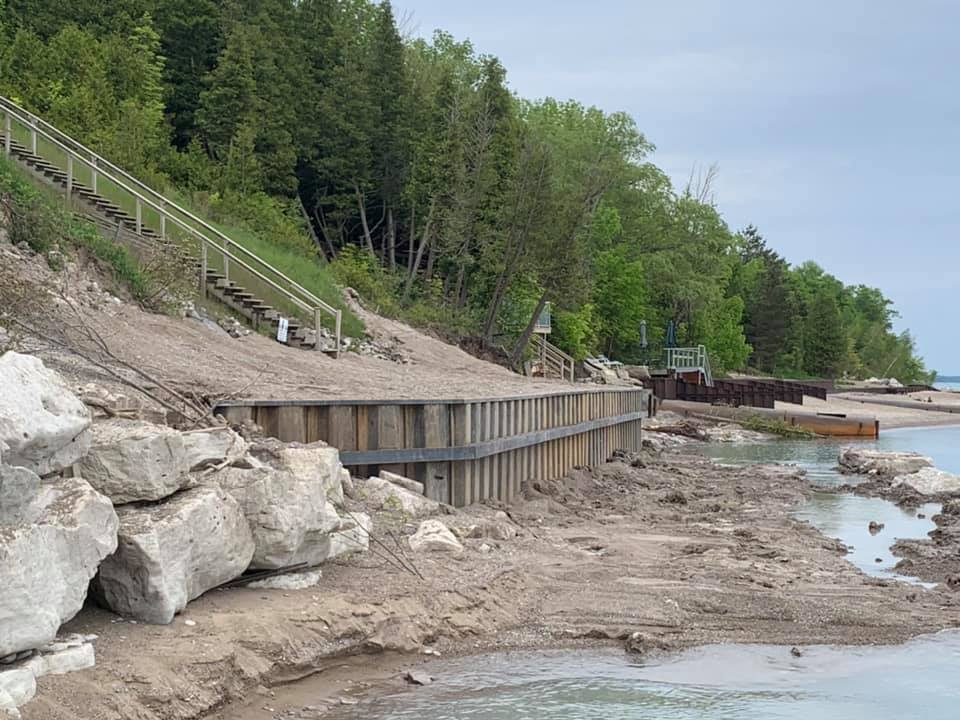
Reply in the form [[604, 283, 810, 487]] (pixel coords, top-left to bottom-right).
[[66, 154, 73, 204], [3, 113, 10, 157], [223, 239, 230, 281], [135, 199, 142, 235], [200, 242, 208, 297], [314, 308, 322, 352], [90, 157, 97, 194], [30, 116, 37, 155], [335, 310, 342, 359], [159, 201, 166, 240]]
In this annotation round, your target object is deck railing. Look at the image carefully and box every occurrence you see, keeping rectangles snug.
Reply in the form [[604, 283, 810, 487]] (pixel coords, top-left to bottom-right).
[[0, 95, 341, 353]]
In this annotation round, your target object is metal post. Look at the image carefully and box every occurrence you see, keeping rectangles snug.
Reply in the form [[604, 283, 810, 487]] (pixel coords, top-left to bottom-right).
[[30, 116, 37, 155], [66, 154, 73, 203], [314, 308, 322, 352], [135, 199, 142, 235], [3, 113, 10, 157], [159, 202, 165, 240], [200, 242, 208, 297], [223, 240, 230, 281], [91, 157, 97, 194], [334, 310, 342, 359]]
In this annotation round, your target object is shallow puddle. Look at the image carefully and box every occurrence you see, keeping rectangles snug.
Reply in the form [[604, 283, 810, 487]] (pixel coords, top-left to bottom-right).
[[330, 634, 960, 719]]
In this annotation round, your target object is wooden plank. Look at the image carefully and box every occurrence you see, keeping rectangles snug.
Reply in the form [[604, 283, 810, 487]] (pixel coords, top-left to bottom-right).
[[275, 406, 305, 443], [423, 404, 450, 504]]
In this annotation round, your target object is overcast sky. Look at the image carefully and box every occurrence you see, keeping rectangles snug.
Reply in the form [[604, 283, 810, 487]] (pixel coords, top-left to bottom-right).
[[397, 0, 957, 373]]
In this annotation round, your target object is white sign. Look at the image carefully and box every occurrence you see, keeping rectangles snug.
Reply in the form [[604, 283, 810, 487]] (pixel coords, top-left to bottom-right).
[[276, 317, 289, 343]]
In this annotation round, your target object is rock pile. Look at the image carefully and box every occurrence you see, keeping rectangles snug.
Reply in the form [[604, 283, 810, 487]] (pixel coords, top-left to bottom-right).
[[0, 350, 371, 716], [838, 448, 960, 503]]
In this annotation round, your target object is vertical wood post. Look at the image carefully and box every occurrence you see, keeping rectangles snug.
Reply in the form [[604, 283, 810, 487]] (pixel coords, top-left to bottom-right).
[[65, 154, 73, 204], [200, 242, 208, 296]]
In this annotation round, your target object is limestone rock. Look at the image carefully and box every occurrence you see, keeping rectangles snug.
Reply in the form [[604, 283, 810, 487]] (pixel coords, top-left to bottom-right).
[[839, 448, 933, 477], [361, 476, 440, 518], [0, 352, 91, 476], [76, 420, 190, 504], [893, 467, 960, 496], [329, 512, 371, 558], [96, 486, 254, 624], [211, 466, 343, 570], [0, 477, 118, 657], [0, 639, 96, 717], [181, 427, 248, 472], [277, 444, 345, 506], [408, 520, 463, 554], [0, 466, 40, 525], [380, 470, 425, 496]]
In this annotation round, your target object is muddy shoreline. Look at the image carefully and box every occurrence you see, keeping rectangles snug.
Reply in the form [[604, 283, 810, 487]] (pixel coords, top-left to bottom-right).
[[22, 433, 960, 720]]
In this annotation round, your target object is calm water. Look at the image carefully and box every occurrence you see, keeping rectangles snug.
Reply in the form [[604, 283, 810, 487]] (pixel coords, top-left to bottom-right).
[[336, 637, 960, 719], [700, 425, 960, 582], [332, 426, 960, 720]]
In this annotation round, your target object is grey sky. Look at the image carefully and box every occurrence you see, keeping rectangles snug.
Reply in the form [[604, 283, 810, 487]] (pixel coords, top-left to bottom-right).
[[397, 0, 958, 372]]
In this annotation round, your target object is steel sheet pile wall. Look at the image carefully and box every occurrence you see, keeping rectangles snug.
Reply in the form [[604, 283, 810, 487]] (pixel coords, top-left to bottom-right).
[[216, 389, 650, 506]]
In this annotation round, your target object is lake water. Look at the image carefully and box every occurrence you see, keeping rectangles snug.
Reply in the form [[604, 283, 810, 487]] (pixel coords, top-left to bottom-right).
[[331, 425, 960, 720], [699, 425, 960, 582], [334, 636, 960, 719]]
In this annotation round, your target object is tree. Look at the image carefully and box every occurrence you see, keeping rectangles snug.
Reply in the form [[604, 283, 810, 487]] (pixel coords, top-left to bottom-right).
[[803, 293, 847, 377]]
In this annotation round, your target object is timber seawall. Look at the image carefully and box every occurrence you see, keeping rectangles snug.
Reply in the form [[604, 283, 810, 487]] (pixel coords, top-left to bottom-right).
[[216, 388, 653, 506]]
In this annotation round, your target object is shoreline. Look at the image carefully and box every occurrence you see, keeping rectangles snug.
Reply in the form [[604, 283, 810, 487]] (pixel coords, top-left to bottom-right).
[[21, 436, 960, 720]]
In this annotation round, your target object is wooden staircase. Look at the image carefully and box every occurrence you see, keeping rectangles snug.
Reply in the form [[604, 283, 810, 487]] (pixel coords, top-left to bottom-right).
[[1, 97, 341, 354]]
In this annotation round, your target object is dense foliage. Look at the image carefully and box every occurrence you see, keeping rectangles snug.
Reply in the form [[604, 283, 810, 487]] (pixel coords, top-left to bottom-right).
[[0, 0, 934, 381]]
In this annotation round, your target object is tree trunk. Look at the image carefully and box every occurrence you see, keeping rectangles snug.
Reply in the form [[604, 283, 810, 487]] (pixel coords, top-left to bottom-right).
[[297, 195, 324, 252], [481, 267, 515, 345], [313, 206, 338, 259], [354, 182, 376, 255], [387, 207, 396, 270], [510, 292, 549, 370], [403, 199, 434, 302], [406, 205, 416, 276], [425, 244, 436, 283]]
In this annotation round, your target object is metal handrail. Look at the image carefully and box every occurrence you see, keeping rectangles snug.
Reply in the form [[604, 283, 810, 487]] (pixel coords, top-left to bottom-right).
[[0, 95, 341, 353], [532, 334, 575, 382], [666, 345, 713, 387]]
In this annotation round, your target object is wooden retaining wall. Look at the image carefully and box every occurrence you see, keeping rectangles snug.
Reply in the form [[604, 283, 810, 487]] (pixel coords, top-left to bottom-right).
[[216, 389, 652, 506]]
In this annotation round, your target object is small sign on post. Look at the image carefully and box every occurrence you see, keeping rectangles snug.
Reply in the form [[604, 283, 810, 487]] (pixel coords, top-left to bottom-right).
[[277, 317, 289, 343]]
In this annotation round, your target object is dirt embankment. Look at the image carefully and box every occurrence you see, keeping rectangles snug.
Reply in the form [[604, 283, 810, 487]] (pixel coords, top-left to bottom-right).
[[23, 445, 960, 720]]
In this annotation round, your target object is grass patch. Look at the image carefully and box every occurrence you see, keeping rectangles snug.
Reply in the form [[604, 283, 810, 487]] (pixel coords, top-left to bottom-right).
[[6, 116, 363, 338], [0, 156, 159, 304], [742, 415, 819, 439]]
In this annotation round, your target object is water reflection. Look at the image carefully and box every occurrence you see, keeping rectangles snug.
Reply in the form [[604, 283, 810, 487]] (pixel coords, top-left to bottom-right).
[[332, 636, 960, 719]]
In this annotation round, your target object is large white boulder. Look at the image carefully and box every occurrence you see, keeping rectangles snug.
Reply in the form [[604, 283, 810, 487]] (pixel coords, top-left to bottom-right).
[[0, 353, 91, 475], [839, 448, 934, 477], [329, 512, 371, 558], [276, 445, 345, 506], [181, 427, 248, 472], [408, 519, 463, 554], [0, 475, 118, 657], [893, 467, 960, 496], [209, 466, 343, 570], [95, 486, 254, 624], [0, 466, 40, 525], [360, 476, 440, 519], [76, 420, 191, 504]]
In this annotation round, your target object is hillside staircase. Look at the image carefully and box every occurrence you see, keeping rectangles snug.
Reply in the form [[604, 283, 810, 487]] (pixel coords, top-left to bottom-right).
[[0, 96, 341, 354], [530, 333, 575, 382], [665, 345, 714, 387]]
